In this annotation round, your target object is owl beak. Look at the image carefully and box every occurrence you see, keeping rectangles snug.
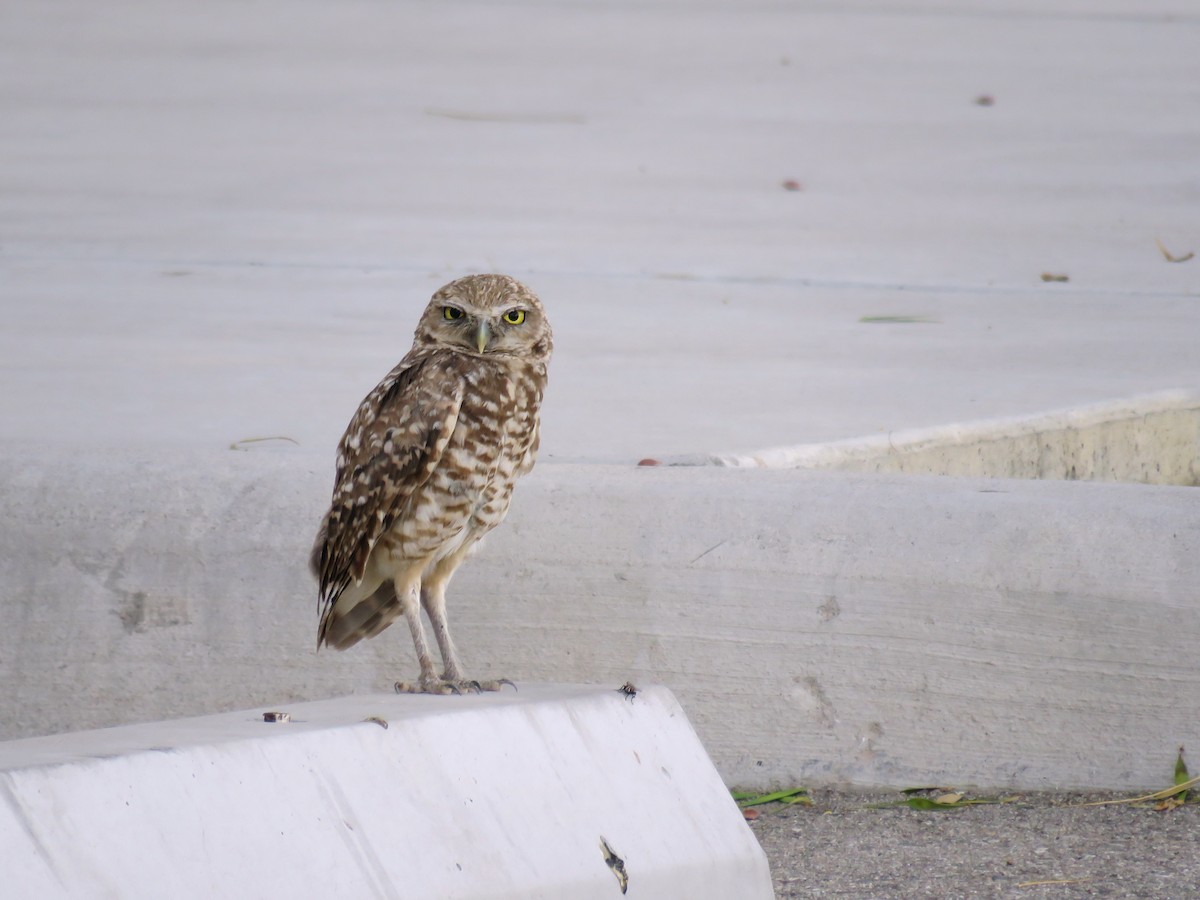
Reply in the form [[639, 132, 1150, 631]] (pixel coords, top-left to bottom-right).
[[475, 320, 492, 353]]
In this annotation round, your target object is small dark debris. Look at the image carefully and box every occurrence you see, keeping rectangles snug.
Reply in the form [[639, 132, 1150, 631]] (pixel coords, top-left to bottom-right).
[[600, 836, 628, 894]]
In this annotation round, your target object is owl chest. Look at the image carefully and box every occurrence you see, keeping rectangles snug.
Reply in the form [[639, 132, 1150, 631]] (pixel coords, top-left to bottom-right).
[[439, 383, 533, 506], [401, 374, 537, 537]]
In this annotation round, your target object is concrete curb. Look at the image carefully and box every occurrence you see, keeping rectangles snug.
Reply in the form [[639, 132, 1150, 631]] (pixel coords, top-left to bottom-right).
[[0, 448, 1196, 790], [0, 686, 772, 899], [669, 389, 1200, 486]]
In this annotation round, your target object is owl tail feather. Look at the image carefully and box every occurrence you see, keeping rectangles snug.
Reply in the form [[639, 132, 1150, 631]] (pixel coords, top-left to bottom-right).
[[319, 581, 403, 651]]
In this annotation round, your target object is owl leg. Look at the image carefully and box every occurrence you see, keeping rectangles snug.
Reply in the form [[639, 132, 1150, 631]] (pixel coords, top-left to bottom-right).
[[420, 578, 466, 683], [417, 553, 516, 694], [392, 576, 457, 695]]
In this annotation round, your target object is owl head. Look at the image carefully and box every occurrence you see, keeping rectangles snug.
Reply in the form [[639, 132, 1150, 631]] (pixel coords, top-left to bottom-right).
[[414, 274, 552, 363]]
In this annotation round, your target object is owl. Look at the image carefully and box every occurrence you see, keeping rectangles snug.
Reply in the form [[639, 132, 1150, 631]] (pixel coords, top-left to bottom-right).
[[310, 274, 552, 694]]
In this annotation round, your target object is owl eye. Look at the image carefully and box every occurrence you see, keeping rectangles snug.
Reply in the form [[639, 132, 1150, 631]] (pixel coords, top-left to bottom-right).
[[503, 309, 526, 325], [442, 307, 464, 321]]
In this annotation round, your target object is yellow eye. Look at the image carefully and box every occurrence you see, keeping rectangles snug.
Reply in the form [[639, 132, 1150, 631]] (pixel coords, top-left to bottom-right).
[[442, 306, 464, 321], [503, 309, 526, 325]]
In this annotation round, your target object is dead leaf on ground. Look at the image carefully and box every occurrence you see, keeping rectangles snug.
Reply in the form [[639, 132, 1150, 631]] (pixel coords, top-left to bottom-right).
[[1156, 238, 1195, 263], [1082, 747, 1198, 808], [230, 435, 299, 451]]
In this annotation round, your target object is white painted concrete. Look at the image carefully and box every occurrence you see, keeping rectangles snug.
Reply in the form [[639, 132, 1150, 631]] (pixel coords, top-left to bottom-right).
[[0, 686, 772, 900], [1, 450, 1195, 791]]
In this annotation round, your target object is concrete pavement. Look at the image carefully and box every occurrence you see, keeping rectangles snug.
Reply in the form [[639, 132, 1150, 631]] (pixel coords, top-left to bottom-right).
[[2, 0, 1198, 463]]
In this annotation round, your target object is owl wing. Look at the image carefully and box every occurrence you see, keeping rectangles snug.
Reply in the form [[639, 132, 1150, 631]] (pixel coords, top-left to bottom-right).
[[313, 352, 466, 611], [516, 417, 541, 476], [515, 363, 547, 477]]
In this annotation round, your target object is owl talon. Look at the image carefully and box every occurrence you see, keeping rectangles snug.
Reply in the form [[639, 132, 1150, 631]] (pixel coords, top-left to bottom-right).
[[474, 678, 517, 693]]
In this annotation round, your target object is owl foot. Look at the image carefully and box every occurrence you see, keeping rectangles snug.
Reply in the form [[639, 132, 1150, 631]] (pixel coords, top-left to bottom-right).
[[393, 677, 517, 695]]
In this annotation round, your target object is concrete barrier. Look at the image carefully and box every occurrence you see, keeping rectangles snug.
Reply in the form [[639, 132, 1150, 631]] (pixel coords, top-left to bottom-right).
[[675, 389, 1200, 486], [0, 686, 772, 899], [0, 447, 1197, 790]]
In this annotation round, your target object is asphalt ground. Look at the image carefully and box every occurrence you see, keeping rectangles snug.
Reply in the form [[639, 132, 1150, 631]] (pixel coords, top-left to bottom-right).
[[750, 790, 1200, 899]]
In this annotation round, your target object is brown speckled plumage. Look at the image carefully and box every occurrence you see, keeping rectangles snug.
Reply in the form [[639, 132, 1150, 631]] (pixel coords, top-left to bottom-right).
[[310, 274, 551, 694]]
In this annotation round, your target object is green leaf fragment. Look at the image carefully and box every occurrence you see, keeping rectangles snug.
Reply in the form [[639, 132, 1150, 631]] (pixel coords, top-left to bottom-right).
[[732, 787, 811, 808], [865, 793, 1003, 811], [904, 797, 964, 811], [1175, 747, 1190, 803]]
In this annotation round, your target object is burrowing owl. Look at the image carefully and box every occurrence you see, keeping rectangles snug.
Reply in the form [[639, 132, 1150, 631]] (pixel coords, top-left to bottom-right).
[[310, 274, 551, 694]]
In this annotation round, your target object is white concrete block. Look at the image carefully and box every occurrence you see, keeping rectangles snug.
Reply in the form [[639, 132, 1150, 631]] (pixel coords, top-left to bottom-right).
[[0, 686, 772, 900]]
